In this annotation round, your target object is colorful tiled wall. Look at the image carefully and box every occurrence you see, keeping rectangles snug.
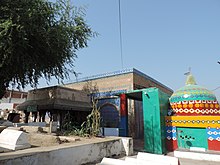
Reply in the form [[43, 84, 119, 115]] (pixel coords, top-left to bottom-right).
[[165, 126, 178, 151], [207, 127, 220, 151], [165, 116, 220, 151]]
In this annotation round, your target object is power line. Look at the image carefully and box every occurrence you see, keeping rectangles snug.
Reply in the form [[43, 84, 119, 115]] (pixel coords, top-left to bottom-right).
[[212, 86, 220, 91], [118, 0, 124, 69]]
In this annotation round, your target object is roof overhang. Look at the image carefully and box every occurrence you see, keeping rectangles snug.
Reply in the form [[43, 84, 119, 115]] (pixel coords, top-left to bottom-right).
[[17, 98, 91, 112], [125, 89, 144, 101]]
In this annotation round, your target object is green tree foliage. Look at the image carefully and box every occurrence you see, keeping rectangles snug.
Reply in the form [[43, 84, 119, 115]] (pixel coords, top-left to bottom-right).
[[0, 0, 94, 98]]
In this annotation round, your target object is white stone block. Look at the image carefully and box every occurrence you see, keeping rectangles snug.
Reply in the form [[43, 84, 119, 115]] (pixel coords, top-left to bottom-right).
[[0, 129, 31, 150], [174, 150, 220, 162], [190, 147, 206, 152], [137, 152, 179, 165], [125, 157, 170, 165], [124, 157, 137, 164], [100, 157, 132, 165], [49, 121, 57, 133]]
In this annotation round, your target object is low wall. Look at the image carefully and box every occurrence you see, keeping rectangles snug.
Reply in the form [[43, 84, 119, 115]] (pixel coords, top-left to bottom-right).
[[0, 137, 133, 165]]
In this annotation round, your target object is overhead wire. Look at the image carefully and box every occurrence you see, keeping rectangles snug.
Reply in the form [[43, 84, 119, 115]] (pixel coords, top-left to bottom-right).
[[118, 0, 124, 69]]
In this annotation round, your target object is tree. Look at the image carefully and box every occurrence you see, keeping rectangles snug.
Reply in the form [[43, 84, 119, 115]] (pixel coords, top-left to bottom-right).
[[82, 81, 99, 96], [0, 0, 94, 98]]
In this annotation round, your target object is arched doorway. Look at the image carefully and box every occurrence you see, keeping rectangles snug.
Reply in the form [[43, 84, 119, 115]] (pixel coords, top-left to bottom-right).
[[100, 104, 119, 128]]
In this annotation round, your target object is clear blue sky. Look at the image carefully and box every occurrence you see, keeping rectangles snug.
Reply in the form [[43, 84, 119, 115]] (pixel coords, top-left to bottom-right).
[[38, 0, 220, 98]]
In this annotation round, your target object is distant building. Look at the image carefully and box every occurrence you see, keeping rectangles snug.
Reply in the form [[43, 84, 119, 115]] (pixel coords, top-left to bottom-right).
[[0, 90, 27, 111], [0, 90, 27, 121]]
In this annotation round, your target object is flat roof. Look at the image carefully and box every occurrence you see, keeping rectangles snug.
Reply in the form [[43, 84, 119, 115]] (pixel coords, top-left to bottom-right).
[[65, 68, 173, 92]]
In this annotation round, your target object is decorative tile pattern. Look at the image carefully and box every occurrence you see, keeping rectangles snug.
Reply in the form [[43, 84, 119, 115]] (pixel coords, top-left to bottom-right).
[[170, 100, 220, 115], [169, 83, 219, 116], [92, 90, 127, 98], [207, 127, 220, 141], [207, 126, 220, 151], [170, 85, 217, 103], [166, 126, 177, 140], [165, 116, 220, 128], [98, 98, 120, 110]]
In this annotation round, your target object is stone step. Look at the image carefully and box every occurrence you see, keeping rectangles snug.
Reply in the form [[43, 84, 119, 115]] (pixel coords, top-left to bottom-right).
[[100, 157, 132, 165], [125, 157, 170, 165], [100, 152, 180, 165], [137, 152, 179, 165], [174, 150, 220, 162]]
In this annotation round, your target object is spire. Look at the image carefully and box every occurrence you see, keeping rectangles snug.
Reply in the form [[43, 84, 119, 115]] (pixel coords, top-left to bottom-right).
[[184, 67, 197, 85], [185, 74, 197, 85]]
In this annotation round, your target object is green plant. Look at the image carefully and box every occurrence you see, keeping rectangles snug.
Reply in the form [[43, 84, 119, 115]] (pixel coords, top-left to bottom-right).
[[61, 98, 101, 137], [66, 122, 89, 137], [85, 99, 101, 136]]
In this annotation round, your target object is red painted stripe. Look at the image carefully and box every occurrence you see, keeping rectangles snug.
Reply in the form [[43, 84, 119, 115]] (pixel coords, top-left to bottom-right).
[[208, 140, 220, 151], [166, 140, 178, 151], [120, 94, 127, 116]]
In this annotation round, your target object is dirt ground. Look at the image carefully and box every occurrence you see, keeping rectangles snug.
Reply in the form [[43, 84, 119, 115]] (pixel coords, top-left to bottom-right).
[[26, 131, 97, 147], [16, 125, 98, 147]]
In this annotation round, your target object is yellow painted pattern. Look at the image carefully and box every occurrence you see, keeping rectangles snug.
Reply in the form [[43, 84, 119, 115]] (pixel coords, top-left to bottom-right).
[[165, 116, 220, 128]]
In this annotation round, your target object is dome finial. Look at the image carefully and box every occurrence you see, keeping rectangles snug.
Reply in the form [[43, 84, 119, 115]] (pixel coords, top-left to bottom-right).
[[184, 67, 197, 85]]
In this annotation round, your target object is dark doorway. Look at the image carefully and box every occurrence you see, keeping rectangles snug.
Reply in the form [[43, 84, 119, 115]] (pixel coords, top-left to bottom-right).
[[100, 104, 119, 128], [125, 90, 144, 151]]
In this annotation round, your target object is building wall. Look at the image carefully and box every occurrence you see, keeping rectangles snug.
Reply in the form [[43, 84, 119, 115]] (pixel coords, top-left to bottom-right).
[[165, 116, 220, 151], [27, 86, 90, 103], [1, 90, 27, 104], [64, 71, 173, 95], [64, 73, 134, 93]]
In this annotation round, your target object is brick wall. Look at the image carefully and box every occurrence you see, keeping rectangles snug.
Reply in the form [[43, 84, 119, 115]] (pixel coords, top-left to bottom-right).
[[64, 73, 134, 93]]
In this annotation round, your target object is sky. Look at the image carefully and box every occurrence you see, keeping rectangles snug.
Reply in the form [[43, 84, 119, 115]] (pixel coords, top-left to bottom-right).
[[37, 0, 220, 99]]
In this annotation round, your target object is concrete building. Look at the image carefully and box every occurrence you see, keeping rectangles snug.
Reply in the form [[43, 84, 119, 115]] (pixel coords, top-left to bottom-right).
[[0, 90, 27, 111], [64, 68, 173, 138], [17, 86, 91, 125]]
